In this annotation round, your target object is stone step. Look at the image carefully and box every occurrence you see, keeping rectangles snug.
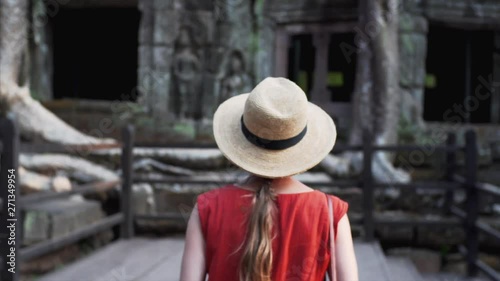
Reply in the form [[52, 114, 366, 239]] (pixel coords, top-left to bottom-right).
[[354, 240, 393, 281], [386, 256, 423, 281]]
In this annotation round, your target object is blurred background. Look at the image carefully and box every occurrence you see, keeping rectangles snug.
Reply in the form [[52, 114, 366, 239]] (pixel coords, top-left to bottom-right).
[[0, 0, 499, 280]]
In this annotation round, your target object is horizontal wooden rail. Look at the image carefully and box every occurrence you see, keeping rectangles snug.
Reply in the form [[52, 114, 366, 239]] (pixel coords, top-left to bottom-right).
[[451, 206, 500, 241], [476, 220, 500, 241], [374, 216, 461, 227], [476, 182, 500, 199], [134, 142, 218, 149], [459, 245, 500, 281], [373, 181, 459, 190], [129, 144, 462, 153], [371, 144, 461, 152], [475, 258, 500, 281], [133, 143, 364, 152], [20, 180, 121, 207], [20, 213, 123, 262], [453, 175, 500, 199]]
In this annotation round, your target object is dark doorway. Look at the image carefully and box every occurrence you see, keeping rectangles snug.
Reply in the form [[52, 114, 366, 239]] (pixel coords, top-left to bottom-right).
[[424, 25, 494, 123], [328, 32, 356, 102], [52, 8, 140, 101], [288, 34, 315, 98], [287, 32, 356, 102]]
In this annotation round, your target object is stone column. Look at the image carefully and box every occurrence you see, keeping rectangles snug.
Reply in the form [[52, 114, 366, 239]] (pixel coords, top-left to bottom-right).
[[138, 0, 179, 120], [310, 32, 331, 104], [274, 29, 290, 77], [398, 13, 428, 128]]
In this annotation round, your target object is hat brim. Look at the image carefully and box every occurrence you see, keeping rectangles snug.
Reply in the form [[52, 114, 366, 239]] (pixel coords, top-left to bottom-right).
[[213, 93, 337, 178]]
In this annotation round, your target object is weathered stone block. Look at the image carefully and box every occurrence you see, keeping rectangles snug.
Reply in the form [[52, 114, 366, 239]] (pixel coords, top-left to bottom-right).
[[138, 0, 154, 10], [214, 24, 232, 47], [138, 9, 155, 44], [153, 10, 179, 45], [416, 225, 464, 246], [180, 11, 215, 45], [23, 196, 104, 245], [184, 0, 214, 10], [138, 46, 153, 68], [153, 46, 174, 71], [153, 0, 174, 10], [399, 88, 425, 128], [154, 188, 197, 214], [376, 211, 416, 242], [200, 73, 217, 118], [133, 183, 156, 215], [150, 71, 171, 117], [399, 33, 427, 87], [23, 211, 50, 245]]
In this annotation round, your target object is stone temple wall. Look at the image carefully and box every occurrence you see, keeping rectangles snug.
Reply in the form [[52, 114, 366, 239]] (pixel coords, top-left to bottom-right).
[[137, 0, 257, 125], [400, 0, 500, 125], [134, 0, 500, 131]]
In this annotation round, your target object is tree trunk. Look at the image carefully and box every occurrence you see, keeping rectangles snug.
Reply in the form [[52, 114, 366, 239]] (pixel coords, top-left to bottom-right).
[[0, 0, 114, 145], [348, 0, 374, 146], [19, 154, 119, 183], [372, 0, 400, 146], [322, 0, 409, 183]]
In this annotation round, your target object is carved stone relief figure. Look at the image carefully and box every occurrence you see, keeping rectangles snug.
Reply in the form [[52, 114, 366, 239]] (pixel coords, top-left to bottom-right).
[[219, 50, 252, 104], [171, 25, 201, 120]]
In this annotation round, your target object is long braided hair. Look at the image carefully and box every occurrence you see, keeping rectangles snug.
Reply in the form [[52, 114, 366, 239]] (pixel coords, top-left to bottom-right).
[[238, 176, 277, 281]]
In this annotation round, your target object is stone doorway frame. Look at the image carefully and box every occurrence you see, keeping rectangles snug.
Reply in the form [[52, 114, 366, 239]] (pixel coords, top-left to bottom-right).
[[273, 22, 357, 127]]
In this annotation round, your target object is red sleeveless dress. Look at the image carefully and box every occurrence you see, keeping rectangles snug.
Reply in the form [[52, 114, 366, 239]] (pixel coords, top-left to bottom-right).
[[197, 185, 349, 281]]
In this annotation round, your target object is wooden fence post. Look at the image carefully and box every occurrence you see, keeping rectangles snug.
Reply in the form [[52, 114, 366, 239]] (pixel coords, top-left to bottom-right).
[[0, 115, 20, 281], [465, 130, 478, 277], [362, 129, 374, 241], [444, 132, 457, 214], [120, 125, 134, 239]]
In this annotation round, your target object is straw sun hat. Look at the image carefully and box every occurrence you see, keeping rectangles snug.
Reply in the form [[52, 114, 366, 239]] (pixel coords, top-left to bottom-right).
[[213, 77, 337, 178]]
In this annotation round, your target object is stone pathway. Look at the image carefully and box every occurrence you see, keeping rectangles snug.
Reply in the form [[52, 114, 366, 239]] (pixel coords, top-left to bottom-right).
[[37, 237, 488, 281]]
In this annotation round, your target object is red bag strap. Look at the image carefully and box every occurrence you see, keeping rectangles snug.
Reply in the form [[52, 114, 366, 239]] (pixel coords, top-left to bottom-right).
[[327, 194, 337, 281]]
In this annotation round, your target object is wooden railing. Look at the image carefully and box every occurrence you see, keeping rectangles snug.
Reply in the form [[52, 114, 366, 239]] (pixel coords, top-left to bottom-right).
[[123, 126, 500, 281], [0, 115, 128, 281], [1, 116, 499, 281]]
